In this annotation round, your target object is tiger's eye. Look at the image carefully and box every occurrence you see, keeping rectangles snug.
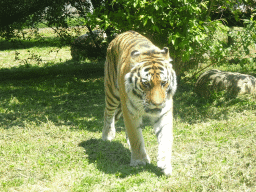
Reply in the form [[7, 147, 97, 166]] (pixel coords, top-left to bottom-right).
[[141, 79, 150, 88]]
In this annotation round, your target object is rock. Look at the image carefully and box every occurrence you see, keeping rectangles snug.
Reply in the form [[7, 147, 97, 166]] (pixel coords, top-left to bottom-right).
[[195, 69, 256, 98], [71, 30, 108, 60]]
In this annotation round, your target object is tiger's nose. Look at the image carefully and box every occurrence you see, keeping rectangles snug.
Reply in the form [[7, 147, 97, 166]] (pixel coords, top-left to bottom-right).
[[151, 91, 165, 107], [150, 95, 166, 108], [151, 100, 165, 108]]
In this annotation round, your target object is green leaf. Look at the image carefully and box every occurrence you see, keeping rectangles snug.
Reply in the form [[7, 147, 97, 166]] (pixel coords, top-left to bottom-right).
[[200, 2, 208, 9], [151, 17, 154, 24], [133, 0, 139, 8], [143, 18, 148, 26], [154, 4, 159, 11], [153, 25, 159, 32], [139, 15, 145, 20]]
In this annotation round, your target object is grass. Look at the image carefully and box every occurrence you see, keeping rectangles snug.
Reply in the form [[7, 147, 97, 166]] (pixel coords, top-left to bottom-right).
[[0, 28, 256, 191]]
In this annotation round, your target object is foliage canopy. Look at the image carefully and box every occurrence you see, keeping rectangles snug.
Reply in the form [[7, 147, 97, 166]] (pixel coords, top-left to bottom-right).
[[89, 0, 255, 75], [1, 0, 255, 75]]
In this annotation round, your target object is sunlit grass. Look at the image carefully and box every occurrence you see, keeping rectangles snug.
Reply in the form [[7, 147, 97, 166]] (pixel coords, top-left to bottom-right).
[[0, 27, 88, 69]]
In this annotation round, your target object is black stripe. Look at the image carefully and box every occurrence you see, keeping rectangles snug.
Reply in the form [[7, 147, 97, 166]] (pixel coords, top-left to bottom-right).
[[129, 99, 137, 111], [145, 108, 162, 113], [105, 87, 120, 108], [138, 143, 142, 151], [155, 124, 169, 139], [113, 93, 120, 102], [134, 76, 138, 89], [129, 39, 137, 45], [112, 49, 118, 75], [167, 88, 172, 95], [144, 67, 151, 72], [157, 66, 165, 71], [142, 51, 151, 55], [129, 76, 132, 84], [113, 61, 117, 76], [129, 72, 134, 83], [155, 128, 162, 138], [115, 105, 122, 121], [132, 89, 143, 100], [131, 50, 139, 56], [107, 83, 120, 102], [154, 110, 169, 125], [107, 62, 114, 86], [153, 60, 166, 65], [107, 83, 114, 96], [107, 101, 116, 108], [106, 92, 118, 106], [142, 49, 161, 55], [105, 106, 116, 115]]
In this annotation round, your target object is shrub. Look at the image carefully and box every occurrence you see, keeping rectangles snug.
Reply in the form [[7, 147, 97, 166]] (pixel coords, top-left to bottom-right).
[[88, 0, 256, 76]]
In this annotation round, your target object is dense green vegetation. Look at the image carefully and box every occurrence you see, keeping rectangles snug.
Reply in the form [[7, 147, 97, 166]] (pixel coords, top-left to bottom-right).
[[1, 0, 255, 75]]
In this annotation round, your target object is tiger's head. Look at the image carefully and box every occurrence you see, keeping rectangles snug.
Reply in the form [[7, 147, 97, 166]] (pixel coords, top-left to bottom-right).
[[125, 47, 177, 116]]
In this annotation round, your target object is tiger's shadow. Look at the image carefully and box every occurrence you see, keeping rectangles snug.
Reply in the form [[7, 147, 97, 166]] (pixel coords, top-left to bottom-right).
[[79, 138, 163, 177]]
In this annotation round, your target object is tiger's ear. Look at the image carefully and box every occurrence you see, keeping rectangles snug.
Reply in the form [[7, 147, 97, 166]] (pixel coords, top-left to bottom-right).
[[160, 47, 170, 61], [160, 47, 169, 55], [131, 50, 140, 57]]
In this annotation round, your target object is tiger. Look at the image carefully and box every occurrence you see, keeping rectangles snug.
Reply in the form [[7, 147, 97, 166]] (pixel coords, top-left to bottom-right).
[[102, 30, 177, 176]]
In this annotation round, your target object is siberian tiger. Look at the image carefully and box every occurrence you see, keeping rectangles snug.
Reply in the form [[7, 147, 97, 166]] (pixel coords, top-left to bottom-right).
[[102, 30, 177, 176]]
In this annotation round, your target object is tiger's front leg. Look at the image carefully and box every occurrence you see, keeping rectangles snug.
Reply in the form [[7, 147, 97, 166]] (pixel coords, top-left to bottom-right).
[[123, 113, 150, 166], [154, 111, 174, 176]]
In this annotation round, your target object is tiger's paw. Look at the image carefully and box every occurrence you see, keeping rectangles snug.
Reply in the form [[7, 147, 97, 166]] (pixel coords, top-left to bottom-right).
[[162, 166, 172, 176], [102, 129, 116, 141], [157, 162, 172, 176], [102, 131, 115, 141], [130, 155, 150, 166]]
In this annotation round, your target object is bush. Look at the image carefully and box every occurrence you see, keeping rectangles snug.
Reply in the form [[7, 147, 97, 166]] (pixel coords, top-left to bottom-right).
[[88, 0, 256, 76]]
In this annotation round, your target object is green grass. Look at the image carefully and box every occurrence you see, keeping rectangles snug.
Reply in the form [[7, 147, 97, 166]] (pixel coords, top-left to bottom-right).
[[0, 28, 256, 191]]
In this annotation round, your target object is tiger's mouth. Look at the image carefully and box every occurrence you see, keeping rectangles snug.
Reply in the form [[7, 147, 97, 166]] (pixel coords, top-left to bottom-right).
[[145, 107, 162, 113]]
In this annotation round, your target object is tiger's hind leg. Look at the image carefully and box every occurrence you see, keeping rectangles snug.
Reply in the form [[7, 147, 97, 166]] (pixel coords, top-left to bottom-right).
[[102, 103, 121, 141], [102, 108, 116, 141], [102, 56, 121, 141]]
